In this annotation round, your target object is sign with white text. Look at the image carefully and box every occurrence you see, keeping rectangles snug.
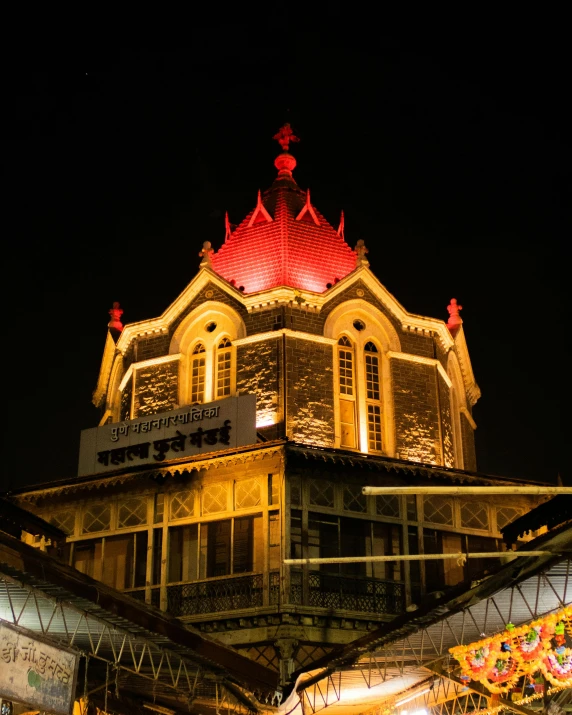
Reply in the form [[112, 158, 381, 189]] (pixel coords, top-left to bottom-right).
[[0, 621, 79, 715], [78, 394, 257, 476]]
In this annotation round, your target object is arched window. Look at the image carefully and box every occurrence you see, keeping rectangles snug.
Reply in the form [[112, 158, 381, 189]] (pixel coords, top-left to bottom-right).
[[171, 302, 245, 408], [190, 343, 206, 403], [338, 336, 357, 448], [216, 337, 233, 398], [325, 301, 400, 457], [365, 342, 382, 451]]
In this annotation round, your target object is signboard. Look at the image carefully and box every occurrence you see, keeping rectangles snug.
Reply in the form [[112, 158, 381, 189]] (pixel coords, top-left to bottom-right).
[[0, 620, 79, 715], [78, 394, 257, 476]]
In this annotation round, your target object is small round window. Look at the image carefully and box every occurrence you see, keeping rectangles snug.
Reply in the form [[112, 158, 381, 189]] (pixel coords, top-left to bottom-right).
[[205, 322, 217, 333], [353, 319, 365, 331]]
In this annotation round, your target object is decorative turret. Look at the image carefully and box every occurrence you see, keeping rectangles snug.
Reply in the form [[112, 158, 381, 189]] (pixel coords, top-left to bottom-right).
[[209, 125, 357, 294]]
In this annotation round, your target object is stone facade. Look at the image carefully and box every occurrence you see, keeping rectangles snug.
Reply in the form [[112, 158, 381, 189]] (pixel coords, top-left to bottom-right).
[[112, 282, 476, 468], [391, 359, 441, 464], [285, 336, 334, 446], [438, 371, 455, 468], [133, 362, 179, 417], [237, 338, 281, 430]]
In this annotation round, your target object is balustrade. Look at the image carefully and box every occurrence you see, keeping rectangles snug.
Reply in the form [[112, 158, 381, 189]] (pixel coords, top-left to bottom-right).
[[128, 570, 404, 617]]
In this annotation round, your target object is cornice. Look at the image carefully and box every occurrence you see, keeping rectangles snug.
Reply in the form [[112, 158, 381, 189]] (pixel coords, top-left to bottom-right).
[[387, 351, 452, 388], [234, 329, 337, 347], [13, 441, 287, 501]]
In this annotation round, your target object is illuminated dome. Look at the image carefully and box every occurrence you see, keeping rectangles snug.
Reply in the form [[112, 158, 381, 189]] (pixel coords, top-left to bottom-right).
[[210, 125, 357, 294]]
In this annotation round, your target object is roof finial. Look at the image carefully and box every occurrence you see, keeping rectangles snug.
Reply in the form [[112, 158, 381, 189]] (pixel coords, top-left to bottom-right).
[[199, 240, 214, 267], [446, 298, 463, 333], [337, 210, 345, 239], [354, 239, 369, 267], [273, 123, 300, 152], [273, 124, 299, 178], [224, 211, 231, 242], [108, 302, 124, 332]]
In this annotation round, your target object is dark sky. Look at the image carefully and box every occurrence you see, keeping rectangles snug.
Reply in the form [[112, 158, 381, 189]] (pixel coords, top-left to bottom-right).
[[3, 25, 569, 490]]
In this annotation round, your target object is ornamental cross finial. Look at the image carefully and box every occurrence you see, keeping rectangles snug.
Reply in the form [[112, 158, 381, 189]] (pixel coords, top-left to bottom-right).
[[273, 123, 300, 152], [447, 298, 463, 331], [108, 301, 124, 332]]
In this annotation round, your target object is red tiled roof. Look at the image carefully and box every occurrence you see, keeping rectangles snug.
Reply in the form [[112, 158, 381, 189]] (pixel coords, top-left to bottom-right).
[[211, 159, 357, 294]]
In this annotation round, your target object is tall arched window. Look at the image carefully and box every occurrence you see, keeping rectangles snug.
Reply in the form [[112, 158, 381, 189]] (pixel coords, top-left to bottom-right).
[[325, 301, 400, 457], [338, 336, 357, 448], [216, 337, 233, 398], [191, 343, 206, 403], [365, 341, 382, 451]]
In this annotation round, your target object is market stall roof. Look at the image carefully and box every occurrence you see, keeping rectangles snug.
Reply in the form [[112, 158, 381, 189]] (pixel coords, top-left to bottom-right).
[[280, 519, 572, 715], [0, 531, 280, 714]]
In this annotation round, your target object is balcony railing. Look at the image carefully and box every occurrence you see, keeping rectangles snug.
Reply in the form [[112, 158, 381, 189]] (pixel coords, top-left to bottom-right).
[[167, 573, 264, 616], [290, 570, 405, 614], [128, 570, 404, 617]]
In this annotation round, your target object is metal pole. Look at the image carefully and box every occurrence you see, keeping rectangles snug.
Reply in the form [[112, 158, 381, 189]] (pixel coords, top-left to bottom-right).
[[362, 486, 571, 495], [284, 551, 553, 566]]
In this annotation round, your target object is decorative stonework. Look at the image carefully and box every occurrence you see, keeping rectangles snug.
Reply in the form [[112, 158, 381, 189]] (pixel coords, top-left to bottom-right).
[[199, 241, 214, 267], [354, 239, 370, 267], [108, 302, 124, 331], [447, 298, 463, 333]]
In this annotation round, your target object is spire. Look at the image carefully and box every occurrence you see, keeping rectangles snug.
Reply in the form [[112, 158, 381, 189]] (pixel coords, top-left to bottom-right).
[[273, 123, 299, 179], [447, 298, 463, 334], [108, 302, 124, 332], [224, 211, 231, 242], [337, 210, 345, 239]]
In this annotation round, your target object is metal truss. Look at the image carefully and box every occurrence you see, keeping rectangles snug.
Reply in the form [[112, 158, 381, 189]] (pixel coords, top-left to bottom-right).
[[292, 560, 571, 715], [0, 575, 260, 713], [357, 559, 570, 674]]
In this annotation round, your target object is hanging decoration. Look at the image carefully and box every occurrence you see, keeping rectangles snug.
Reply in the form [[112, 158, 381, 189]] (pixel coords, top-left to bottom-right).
[[456, 684, 568, 715], [449, 606, 572, 694]]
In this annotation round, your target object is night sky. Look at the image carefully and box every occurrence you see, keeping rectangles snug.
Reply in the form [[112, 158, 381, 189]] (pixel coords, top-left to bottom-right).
[[4, 26, 569, 491]]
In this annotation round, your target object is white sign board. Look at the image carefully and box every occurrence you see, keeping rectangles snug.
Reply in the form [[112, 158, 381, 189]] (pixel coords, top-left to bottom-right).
[[78, 394, 257, 476], [0, 621, 79, 715]]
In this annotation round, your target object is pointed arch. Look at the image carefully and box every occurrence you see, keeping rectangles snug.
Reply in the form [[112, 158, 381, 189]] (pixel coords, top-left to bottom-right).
[[325, 300, 400, 456], [170, 302, 245, 406]]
